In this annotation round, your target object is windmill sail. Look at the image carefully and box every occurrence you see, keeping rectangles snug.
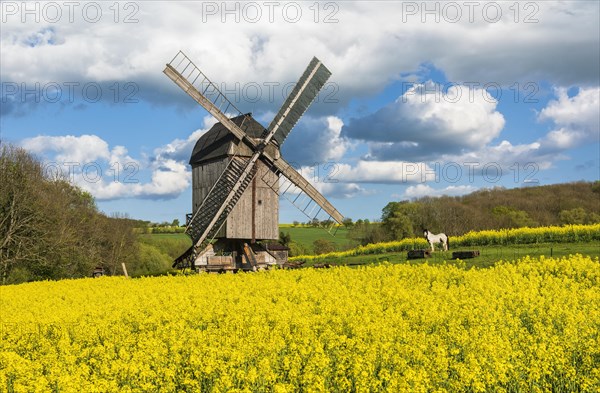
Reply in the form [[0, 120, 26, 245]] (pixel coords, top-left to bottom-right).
[[163, 51, 252, 142], [261, 157, 344, 225], [266, 57, 332, 146]]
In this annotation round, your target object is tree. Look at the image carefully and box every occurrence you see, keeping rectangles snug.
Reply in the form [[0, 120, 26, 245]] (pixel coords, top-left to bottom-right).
[[559, 208, 587, 225], [342, 217, 354, 228], [320, 219, 334, 228], [361, 224, 388, 245], [171, 218, 180, 227], [1, 145, 46, 283], [100, 214, 138, 276], [348, 220, 388, 245], [288, 241, 308, 257], [381, 201, 423, 239], [279, 231, 291, 247], [0, 144, 138, 284], [492, 206, 537, 228]]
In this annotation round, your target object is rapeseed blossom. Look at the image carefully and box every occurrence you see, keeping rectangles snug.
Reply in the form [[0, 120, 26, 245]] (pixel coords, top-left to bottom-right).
[[1, 254, 599, 391]]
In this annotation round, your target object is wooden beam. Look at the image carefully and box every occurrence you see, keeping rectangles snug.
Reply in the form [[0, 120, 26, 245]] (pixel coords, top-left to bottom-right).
[[251, 177, 256, 243], [164, 65, 256, 146], [121, 262, 129, 278]]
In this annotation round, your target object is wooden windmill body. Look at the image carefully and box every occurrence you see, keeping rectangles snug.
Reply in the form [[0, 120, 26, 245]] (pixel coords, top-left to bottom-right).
[[164, 52, 344, 271], [190, 116, 279, 241]]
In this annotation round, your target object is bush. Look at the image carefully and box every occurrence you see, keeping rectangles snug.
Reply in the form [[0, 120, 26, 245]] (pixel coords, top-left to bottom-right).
[[559, 208, 588, 225], [137, 235, 191, 259], [313, 239, 336, 255], [131, 243, 172, 277], [288, 241, 309, 257], [5, 267, 34, 285], [150, 226, 186, 234]]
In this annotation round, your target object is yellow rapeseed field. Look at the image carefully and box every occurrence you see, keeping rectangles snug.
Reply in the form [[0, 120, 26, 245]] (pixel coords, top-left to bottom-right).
[[1, 255, 599, 392]]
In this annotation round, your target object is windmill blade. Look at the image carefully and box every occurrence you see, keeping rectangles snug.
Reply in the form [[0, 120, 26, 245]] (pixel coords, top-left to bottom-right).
[[261, 156, 344, 225], [163, 51, 253, 143], [265, 57, 331, 146]]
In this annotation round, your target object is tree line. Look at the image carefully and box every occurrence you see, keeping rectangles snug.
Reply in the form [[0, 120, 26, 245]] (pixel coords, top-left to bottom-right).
[[279, 181, 599, 255], [348, 182, 600, 246], [0, 145, 172, 285]]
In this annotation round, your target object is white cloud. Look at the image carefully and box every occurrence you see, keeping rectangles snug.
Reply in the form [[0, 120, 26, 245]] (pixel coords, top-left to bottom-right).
[[344, 82, 505, 161], [363, 86, 598, 176], [1, 2, 597, 113], [403, 184, 478, 200], [153, 115, 217, 163], [21, 134, 111, 163], [445, 86, 600, 170], [334, 160, 434, 184], [312, 182, 372, 199], [82, 159, 191, 201], [443, 140, 555, 171], [538, 86, 600, 150], [6, 3, 599, 205], [19, 133, 192, 201], [282, 115, 352, 166], [540, 87, 599, 128], [16, 115, 352, 201], [280, 164, 370, 200]]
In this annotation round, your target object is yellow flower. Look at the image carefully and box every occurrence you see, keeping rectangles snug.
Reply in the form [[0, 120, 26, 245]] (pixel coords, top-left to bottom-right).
[[1, 253, 598, 391]]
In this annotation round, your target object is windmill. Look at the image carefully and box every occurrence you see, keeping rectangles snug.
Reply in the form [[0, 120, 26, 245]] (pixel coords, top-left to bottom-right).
[[164, 51, 344, 271]]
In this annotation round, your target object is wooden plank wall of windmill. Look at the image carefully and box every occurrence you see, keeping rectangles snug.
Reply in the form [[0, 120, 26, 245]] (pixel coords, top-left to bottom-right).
[[192, 160, 279, 240]]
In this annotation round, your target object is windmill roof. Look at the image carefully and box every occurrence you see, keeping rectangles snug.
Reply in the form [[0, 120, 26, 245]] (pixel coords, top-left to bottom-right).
[[189, 114, 267, 166]]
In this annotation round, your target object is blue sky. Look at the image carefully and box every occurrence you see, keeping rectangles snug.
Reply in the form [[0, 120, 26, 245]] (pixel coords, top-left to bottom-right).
[[1, 1, 599, 223]]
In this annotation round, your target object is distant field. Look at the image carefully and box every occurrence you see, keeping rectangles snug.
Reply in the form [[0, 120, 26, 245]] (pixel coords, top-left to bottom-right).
[[142, 233, 190, 241], [139, 233, 599, 269], [296, 242, 600, 269], [140, 224, 600, 260], [140, 226, 353, 256], [279, 226, 352, 251], [138, 233, 191, 259]]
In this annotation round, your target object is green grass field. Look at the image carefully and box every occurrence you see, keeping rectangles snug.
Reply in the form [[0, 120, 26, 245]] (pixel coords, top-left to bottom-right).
[[297, 242, 600, 269], [137, 228, 598, 278], [139, 226, 599, 272], [140, 226, 352, 257], [138, 233, 191, 259], [279, 226, 352, 251]]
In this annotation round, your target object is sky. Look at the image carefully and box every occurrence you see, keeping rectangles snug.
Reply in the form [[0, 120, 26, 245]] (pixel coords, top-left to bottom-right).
[[1, 1, 599, 223]]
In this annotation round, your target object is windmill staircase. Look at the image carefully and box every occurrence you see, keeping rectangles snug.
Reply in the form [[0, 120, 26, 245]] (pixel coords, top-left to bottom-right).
[[173, 155, 258, 268]]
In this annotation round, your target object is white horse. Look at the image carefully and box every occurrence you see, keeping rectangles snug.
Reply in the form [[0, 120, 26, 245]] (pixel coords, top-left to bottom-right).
[[423, 229, 449, 251]]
